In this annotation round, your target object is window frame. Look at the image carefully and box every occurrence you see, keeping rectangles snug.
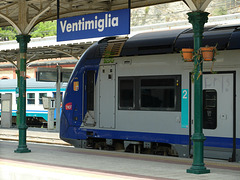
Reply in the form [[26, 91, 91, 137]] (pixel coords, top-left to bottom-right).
[[85, 70, 96, 111], [203, 89, 217, 129], [118, 78, 135, 110], [39, 93, 47, 105], [27, 93, 35, 105], [118, 75, 181, 111]]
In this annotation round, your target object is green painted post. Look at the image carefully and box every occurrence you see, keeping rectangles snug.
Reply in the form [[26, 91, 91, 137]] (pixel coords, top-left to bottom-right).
[[186, 11, 210, 174], [14, 35, 31, 153]]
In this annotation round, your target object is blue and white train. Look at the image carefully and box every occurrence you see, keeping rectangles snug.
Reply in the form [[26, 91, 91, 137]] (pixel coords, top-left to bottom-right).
[[60, 23, 240, 162], [0, 78, 66, 125]]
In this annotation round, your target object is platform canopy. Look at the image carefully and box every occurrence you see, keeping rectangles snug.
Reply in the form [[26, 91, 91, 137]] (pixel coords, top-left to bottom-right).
[[0, 0, 180, 30], [0, 0, 214, 64], [0, 36, 98, 67], [0, 0, 185, 64]]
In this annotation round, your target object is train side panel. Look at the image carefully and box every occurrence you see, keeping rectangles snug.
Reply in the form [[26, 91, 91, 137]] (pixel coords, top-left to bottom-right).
[[61, 50, 240, 160]]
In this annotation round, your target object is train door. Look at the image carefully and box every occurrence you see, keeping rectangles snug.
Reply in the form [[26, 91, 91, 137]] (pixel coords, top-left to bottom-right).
[[83, 70, 96, 126], [98, 65, 116, 129], [190, 72, 236, 160]]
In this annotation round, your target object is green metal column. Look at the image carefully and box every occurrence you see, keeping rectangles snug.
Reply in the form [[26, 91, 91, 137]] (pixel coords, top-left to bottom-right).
[[14, 34, 31, 153], [186, 11, 210, 174]]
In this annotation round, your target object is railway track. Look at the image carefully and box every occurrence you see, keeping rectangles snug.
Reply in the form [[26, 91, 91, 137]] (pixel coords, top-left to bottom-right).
[[0, 128, 70, 146]]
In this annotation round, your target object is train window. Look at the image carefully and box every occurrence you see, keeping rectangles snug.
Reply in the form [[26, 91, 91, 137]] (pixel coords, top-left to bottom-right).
[[119, 79, 134, 109], [140, 78, 175, 109], [203, 89, 217, 129], [86, 70, 95, 111], [118, 75, 181, 111], [27, 93, 35, 104], [39, 93, 47, 104]]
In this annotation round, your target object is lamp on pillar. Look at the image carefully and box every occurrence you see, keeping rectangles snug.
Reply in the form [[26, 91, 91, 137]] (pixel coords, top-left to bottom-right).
[[186, 11, 210, 174], [14, 34, 31, 153]]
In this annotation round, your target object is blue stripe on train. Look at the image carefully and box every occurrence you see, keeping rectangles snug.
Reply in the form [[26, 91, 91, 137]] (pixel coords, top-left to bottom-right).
[[64, 127, 240, 149], [0, 110, 48, 121], [12, 110, 48, 113], [11, 111, 48, 121], [0, 109, 61, 121]]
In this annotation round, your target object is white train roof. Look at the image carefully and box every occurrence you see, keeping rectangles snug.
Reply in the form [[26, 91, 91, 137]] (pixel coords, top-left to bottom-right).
[[0, 78, 67, 90]]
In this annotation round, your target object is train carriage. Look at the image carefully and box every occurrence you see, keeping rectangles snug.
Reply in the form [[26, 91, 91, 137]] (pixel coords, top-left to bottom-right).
[[60, 23, 240, 162], [0, 78, 66, 125]]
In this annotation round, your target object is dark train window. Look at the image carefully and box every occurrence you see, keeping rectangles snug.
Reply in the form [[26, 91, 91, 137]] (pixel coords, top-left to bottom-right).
[[118, 75, 181, 111], [27, 93, 35, 104], [39, 93, 47, 104], [86, 70, 95, 111], [140, 78, 175, 109], [119, 79, 134, 109], [203, 89, 217, 129]]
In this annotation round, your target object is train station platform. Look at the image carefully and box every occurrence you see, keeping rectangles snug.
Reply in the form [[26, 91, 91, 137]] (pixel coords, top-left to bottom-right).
[[0, 128, 240, 180]]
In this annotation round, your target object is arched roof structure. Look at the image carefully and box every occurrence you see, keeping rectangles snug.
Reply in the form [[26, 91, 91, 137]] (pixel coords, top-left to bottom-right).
[[0, 0, 188, 65], [0, 0, 213, 63]]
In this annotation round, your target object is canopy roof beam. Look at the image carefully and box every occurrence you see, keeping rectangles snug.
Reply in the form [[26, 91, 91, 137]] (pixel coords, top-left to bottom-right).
[[0, 57, 17, 69], [184, 0, 212, 11], [47, 47, 79, 60]]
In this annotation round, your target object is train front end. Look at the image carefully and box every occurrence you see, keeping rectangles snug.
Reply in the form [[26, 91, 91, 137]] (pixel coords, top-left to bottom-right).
[[60, 42, 102, 146]]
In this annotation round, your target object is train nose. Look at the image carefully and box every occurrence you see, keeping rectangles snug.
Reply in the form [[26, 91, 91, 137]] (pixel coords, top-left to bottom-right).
[[60, 110, 68, 138]]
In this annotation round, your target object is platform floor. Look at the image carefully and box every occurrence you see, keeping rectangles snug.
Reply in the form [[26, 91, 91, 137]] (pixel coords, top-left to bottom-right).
[[0, 138, 240, 180]]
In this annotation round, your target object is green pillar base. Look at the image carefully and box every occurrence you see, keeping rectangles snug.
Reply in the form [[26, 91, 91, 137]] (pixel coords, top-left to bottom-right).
[[14, 147, 31, 153], [15, 124, 31, 153], [187, 166, 210, 174]]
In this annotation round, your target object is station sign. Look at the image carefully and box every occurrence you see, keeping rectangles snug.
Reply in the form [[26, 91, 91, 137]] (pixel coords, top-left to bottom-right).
[[36, 68, 72, 82], [57, 9, 130, 42], [36, 68, 57, 82], [61, 69, 73, 82]]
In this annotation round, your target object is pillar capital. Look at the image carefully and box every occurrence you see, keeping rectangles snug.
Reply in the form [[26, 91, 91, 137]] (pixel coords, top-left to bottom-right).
[[187, 11, 209, 38], [16, 34, 31, 53], [187, 11, 209, 26]]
